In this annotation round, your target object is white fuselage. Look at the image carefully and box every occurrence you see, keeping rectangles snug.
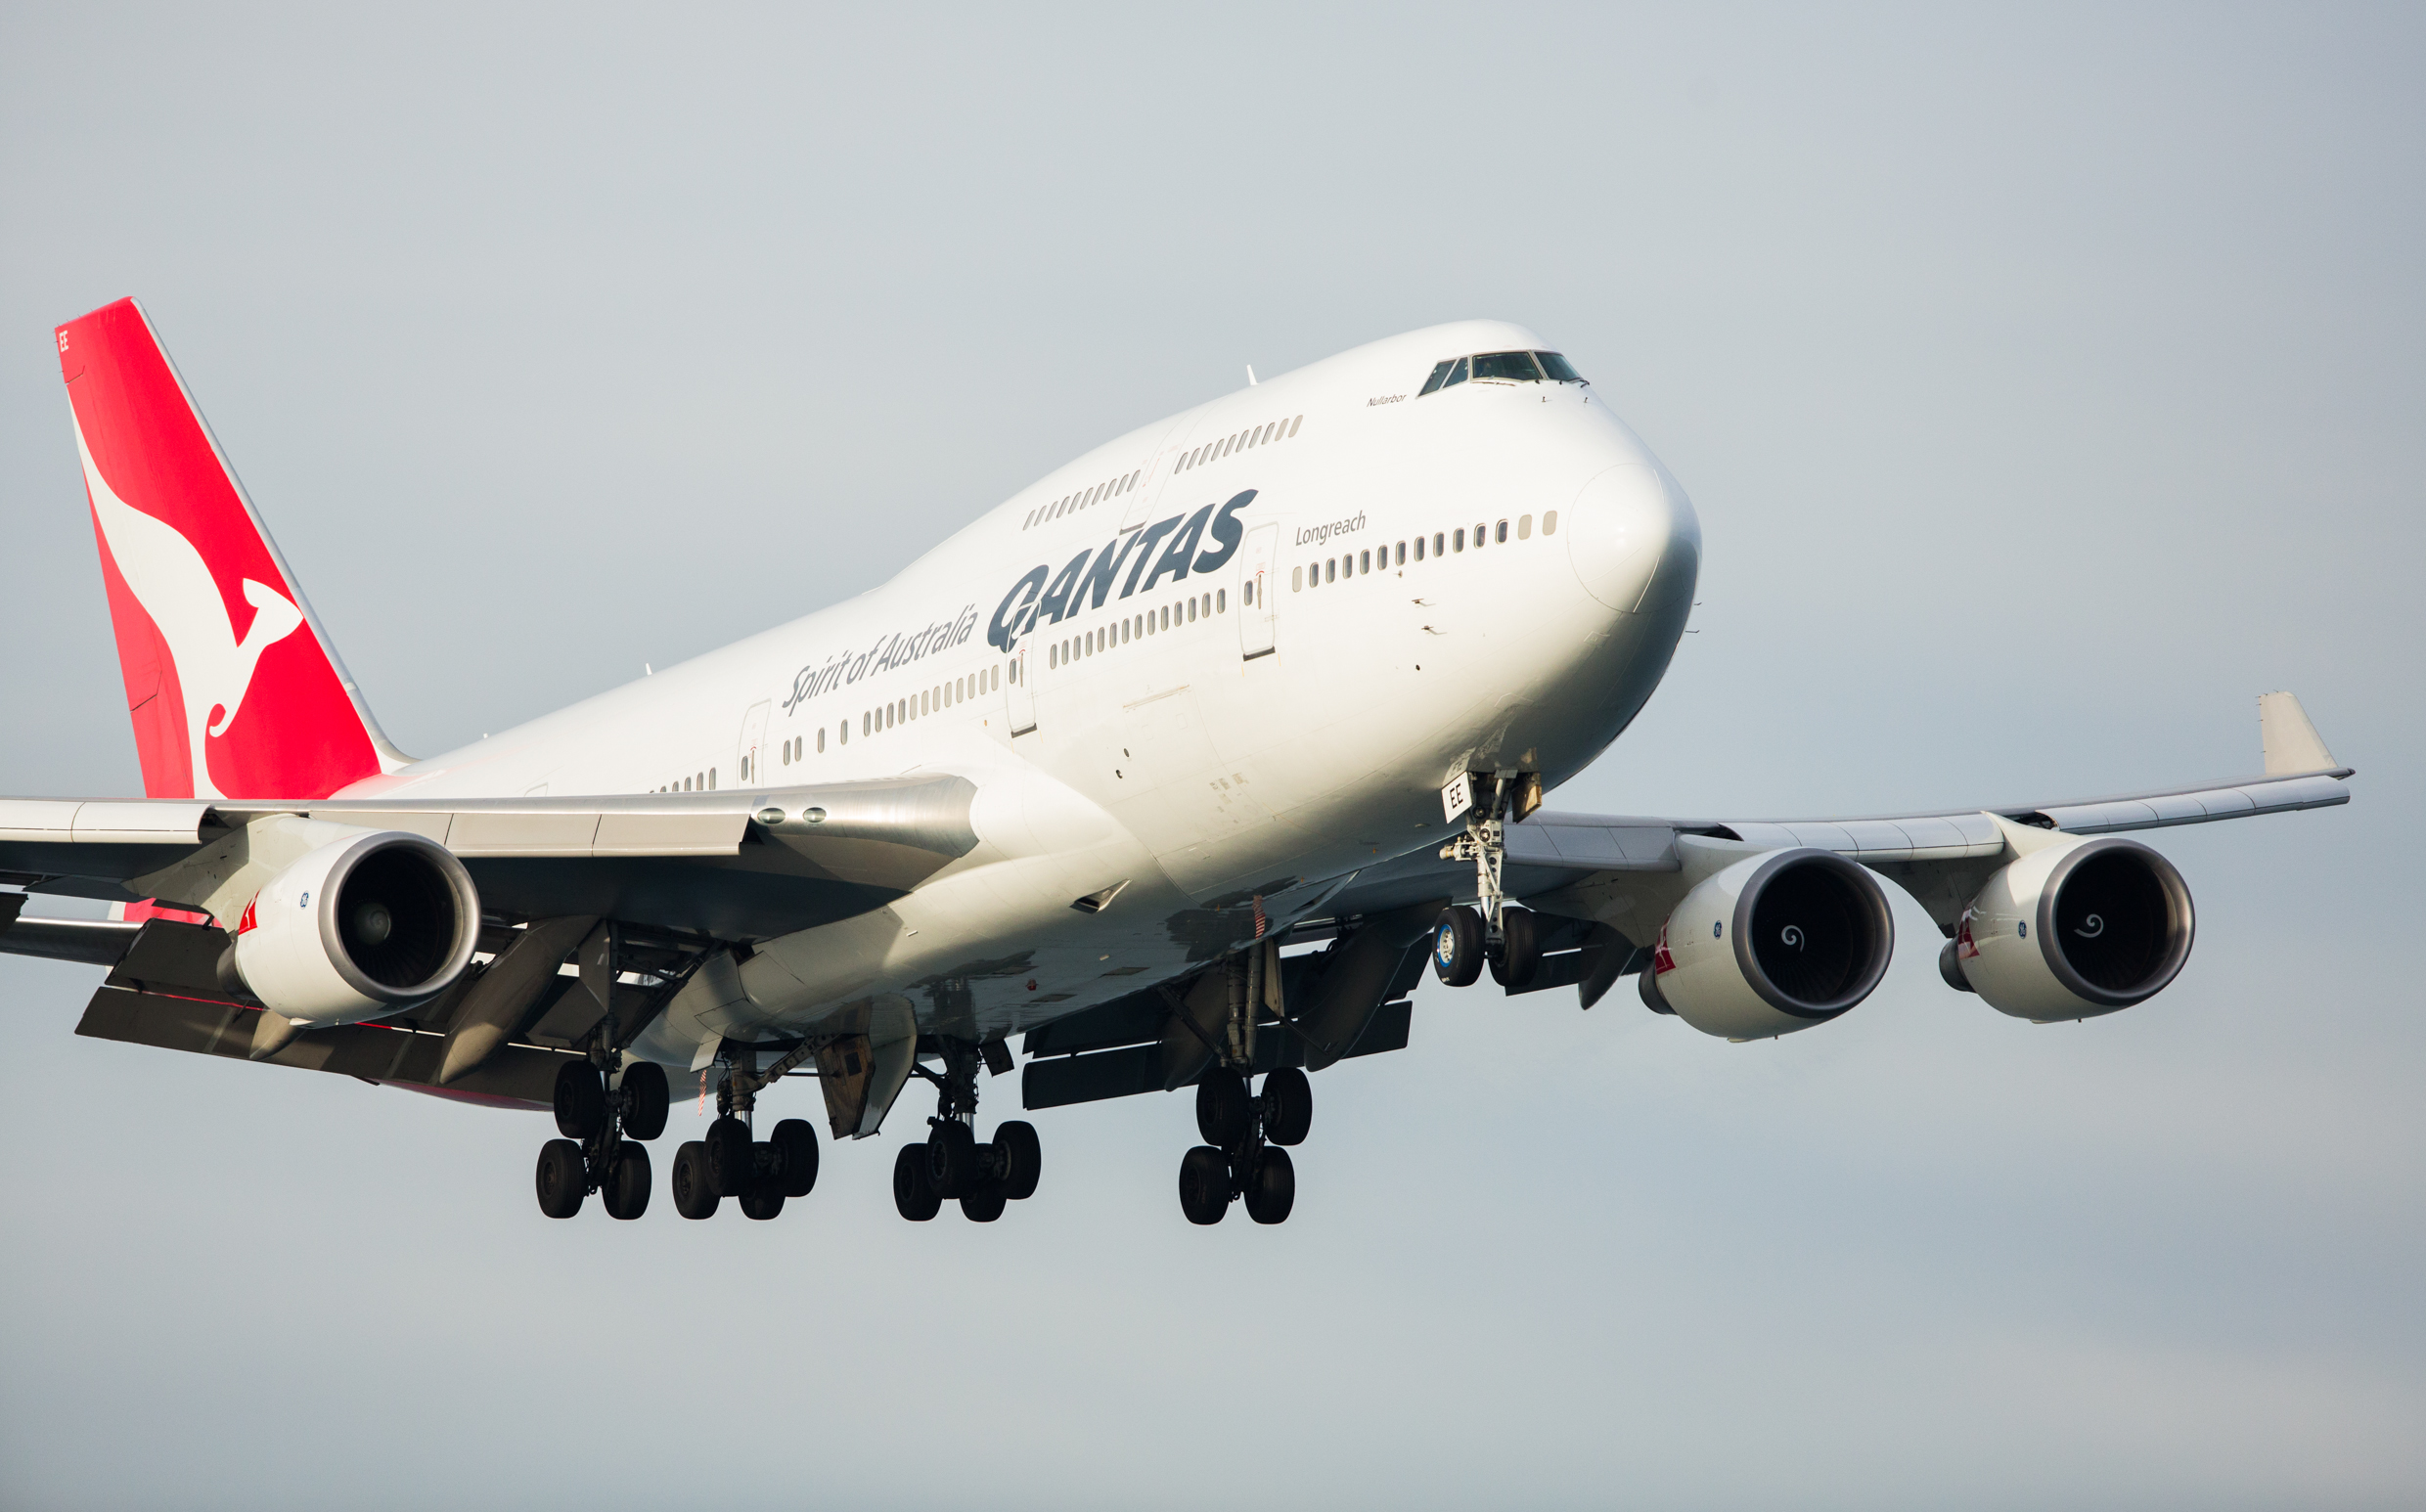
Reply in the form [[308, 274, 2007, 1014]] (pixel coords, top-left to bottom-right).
[[340, 320, 1702, 1054]]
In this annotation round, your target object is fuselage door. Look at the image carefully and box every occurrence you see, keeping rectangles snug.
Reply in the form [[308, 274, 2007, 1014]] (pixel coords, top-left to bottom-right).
[[1006, 644, 1038, 735], [738, 699, 771, 785], [1238, 522, 1278, 660]]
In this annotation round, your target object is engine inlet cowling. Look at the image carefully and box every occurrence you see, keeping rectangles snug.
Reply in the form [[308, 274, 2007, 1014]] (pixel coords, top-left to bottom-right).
[[1650, 847, 1897, 1040], [227, 830, 480, 1025], [1956, 836, 2193, 1021]]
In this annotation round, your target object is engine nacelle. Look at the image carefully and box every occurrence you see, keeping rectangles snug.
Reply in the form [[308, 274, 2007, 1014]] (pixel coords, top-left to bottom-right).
[[1955, 835, 2193, 1021], [228, 830, 479, 1025], [1643, 847, 1895, 1039]]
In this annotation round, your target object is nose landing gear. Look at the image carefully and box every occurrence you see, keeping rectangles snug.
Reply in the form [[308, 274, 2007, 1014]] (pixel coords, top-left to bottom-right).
[[1433, 772, 1545, 991]]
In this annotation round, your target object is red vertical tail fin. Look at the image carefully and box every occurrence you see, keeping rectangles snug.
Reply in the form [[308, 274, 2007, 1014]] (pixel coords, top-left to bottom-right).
[[56, 299, 403, 800]]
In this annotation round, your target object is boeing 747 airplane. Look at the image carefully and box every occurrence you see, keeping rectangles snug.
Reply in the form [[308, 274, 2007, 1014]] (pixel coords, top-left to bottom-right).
[[0, 299, 2351, 1225]]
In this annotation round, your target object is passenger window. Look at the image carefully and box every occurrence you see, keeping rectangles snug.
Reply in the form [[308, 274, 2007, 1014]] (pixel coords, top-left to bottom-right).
[[1474, 521, 1487, 548], [1418, 359, 1455, 396], [1415, 536, 1426, 560], [1219, 588, 1228, 611], [1396, 542, 1406, 565], [1536, 351, 1584, 382], [1496, 520, 1508, 543], [1543, 510, 1558, 535], [1441, 358, 1469, 389], [1360, 550, 1370, 573], [1518, 514, 1532, 540], [1289, 415, 1303, 435], [1454, 529, 1464, 552], [1472, 351, 1545, 382], [1292, 567, 1302, 592], [817, 728, 826, 753]]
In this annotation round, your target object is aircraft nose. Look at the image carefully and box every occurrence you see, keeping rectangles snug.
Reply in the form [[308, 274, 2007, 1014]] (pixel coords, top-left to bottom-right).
[[1562, 462, 1699, 613]]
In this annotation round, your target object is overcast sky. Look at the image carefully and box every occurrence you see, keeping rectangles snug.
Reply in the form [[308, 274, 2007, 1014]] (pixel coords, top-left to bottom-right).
[[3, 5, 2421, 1508]]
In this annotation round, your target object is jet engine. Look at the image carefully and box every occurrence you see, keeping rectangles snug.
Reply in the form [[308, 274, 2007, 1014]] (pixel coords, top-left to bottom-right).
[[1951, 835, 2193, 1022], [226, 830, 480, 1026], [1641, 847, 1895, 1039]]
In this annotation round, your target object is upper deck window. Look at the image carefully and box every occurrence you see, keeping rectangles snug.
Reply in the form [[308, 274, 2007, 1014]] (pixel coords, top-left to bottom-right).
[[1420, 350, 1586, 395]]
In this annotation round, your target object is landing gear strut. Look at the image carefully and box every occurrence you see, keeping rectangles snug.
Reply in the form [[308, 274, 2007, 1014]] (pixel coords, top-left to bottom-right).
[[894, 1036, 1040, 1223], [1432, 772, 1544, 991]]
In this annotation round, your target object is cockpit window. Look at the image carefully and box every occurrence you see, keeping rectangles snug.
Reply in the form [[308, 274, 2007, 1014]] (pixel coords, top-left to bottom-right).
[[1472, 351, 1545, 382], [1419, 350, 1585, 395]]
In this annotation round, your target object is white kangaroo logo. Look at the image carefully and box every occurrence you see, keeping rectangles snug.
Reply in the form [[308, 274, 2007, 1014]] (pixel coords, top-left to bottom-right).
[[75, 422, 305, 799]]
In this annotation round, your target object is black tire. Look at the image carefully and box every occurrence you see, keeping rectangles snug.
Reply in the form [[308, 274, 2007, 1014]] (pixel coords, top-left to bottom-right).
[[739, 1184, 785, 1221], [603, 1142, 651, 1221], [1260, 1067, 1313, 1146], [770, 1118, 820, 1198], [671, 1140, 719, 1219], [926, 1121, 978, 1199], [892, 1142, 942, 1221], [1431, 906, 1484, 987], [620, 1061, 670, 1141], [535, 1137, 586, 1219], [1196, 1070, 1253, 1147], [553, 1060, 607, 1140], [705, 1115, 752, 1197], [1492, 907, 1541, 990], [1244, 1145, 1295, 1224], [1178, 1145, 1231, 1225], [994, 1120, 1042, 1200], [961, 1179, 1008, 1223]]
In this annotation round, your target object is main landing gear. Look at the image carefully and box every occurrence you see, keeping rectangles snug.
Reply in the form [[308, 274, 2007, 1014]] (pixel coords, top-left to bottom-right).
[[893, 1036, 1041, 1223], [1432, 771, 1544, 991], [667, 1045, 821, 1221], [1179, 1065, 1309, 1225], [533, 1054, 672, 1220]]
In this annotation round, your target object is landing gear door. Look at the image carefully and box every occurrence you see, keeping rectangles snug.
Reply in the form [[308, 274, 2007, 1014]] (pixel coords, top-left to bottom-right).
[[1006, 645, 1038, 735], [738, 699, 772, 786], [1238, 522, 1278, 660]]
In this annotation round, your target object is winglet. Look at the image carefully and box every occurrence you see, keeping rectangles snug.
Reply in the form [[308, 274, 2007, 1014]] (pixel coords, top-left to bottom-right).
[[2259, 691, 2336, 777]]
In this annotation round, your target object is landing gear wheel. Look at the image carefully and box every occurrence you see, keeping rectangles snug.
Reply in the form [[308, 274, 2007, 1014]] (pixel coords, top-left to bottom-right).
[[892, 1143, 942, 1221], [738, 1183, 785, 1221], [553, 1061, 607, 1140], [671, 1140, 720, 1220], [1432, 906, 1485, 987], [1178, 1145, 1231, 1225], [1492, 906, 1541, 990], [926, 1120, 979, 1199], [1196, 1070, 1253, 1146], [1260, 1068, 1313, 1146], [994, 1120, 1042, 1200], [620, 1061, 670, 1140], [1244, 1146, 1295, 1224], [961, 1178, 1008, 1223], [602, 1142, 651, 1220], [535, 1137, 586, 1219], [769, 1118, 820, 1198], [705, 1115, 752, 1197]]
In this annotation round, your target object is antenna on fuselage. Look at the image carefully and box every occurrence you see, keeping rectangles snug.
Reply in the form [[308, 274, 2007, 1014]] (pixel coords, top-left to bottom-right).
[[1246, 365, 1257, 386]]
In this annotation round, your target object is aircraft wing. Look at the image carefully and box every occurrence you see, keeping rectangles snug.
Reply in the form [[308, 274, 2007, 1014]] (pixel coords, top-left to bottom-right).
[[1321, 692, 2353, 1003], [0, 775, 979, 942]]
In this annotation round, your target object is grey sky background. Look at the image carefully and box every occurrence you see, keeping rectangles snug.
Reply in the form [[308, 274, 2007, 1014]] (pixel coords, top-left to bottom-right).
[[3, 4, 2420, 1507]]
